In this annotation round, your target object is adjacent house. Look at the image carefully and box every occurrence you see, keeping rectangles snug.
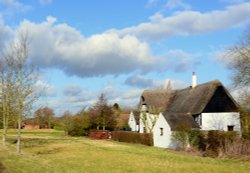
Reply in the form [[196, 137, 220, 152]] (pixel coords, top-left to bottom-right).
[[128, 111, 140, 131], [22, 118, 40, 129], [128, 73, 241, 149]]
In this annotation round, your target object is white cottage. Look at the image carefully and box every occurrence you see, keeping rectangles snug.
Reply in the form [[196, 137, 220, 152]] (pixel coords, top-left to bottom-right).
[[128, 112, 139, 131], [134, 75, 241, 149]]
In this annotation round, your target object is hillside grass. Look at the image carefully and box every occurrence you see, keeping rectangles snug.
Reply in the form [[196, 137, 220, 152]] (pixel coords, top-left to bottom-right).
[[0, 129, 250, 173]]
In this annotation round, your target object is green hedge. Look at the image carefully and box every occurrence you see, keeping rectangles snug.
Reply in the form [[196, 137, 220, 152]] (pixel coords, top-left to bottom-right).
[[111, 131, 153, 146]]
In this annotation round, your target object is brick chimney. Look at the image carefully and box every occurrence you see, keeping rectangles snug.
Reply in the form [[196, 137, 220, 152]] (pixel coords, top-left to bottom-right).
[[192, 72, 197, 88]]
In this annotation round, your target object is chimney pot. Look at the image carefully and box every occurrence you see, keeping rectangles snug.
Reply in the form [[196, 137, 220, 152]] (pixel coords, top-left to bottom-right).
[[192, 72, 197, 88]]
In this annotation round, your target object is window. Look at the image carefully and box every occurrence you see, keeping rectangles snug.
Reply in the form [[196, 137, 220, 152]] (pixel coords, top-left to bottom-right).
[[228, 125, 234, 131], [160, 128, 163, 136], [193, 114, 202, 126]]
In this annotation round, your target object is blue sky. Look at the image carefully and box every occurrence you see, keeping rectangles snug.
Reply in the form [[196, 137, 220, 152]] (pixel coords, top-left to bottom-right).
[[0, 0, 249, 115]]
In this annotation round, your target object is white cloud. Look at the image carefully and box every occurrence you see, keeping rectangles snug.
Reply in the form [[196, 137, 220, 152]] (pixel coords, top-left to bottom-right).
[[145, 0, 159, 8], [61, 83, 143, 113], [35, 80, 57, 97], [108, 3, 250, 41], [220, 0, 245, 4], [125, 75, 154, 88], [162, 49, 200, 72], [125, 74, 188, 89], [63, 84, 82, 96], [17, 16, 157, 77], [0, 18, 13, 49], [0, 0, 31, 15], [165, 0, 191, 10]]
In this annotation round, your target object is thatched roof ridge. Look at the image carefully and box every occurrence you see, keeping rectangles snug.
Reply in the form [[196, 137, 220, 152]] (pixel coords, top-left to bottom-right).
[[165, 80, 223, 114], [138, 80, 237, 130], [139, 89, 176, 113]]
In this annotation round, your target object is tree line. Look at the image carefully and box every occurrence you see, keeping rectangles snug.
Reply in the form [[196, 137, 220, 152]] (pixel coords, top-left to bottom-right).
[[30, 94, 131, 136]]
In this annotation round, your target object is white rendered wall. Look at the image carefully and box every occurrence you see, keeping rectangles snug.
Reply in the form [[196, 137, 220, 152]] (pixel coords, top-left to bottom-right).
[[201, 112, 241, 133], [128, 112, 137, 131], [153, 113, 176, 149]]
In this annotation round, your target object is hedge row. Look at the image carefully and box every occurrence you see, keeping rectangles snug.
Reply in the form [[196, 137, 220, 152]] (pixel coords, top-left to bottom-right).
[[111, 131, 153, 146], [89, 130, 110, 140], [187, 130, 247, 158]]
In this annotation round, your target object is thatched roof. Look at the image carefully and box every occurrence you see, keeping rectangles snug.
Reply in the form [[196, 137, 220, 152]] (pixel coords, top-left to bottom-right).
[[138, 80, 238, 130]]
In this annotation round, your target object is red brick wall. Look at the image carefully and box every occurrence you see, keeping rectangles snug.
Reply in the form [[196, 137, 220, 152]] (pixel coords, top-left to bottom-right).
[[88, 130, 110, 140], [23, 125, 40, 129]]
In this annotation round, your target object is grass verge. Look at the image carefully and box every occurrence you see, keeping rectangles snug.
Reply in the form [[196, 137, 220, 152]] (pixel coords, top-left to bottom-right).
[[0, 129, 250, 173]]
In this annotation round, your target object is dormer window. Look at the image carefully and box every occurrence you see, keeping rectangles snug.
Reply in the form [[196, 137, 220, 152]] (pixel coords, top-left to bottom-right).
[[193, 114, 202, 126], [141, 96, 145, 102], [228, 125, 234, 131], [141, 104, 147, 112]]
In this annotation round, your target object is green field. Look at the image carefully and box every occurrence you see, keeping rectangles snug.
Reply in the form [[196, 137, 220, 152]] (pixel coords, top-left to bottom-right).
[[0, 129, 249, 173]]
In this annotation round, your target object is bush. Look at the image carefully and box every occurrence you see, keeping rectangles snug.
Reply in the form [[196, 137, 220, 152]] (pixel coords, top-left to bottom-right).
[[203, 131, 241, 158], [188, 130, 206, 151], [223, 136, 250, 157], [111, 131, 153, 146], [63, 114, 90, 136]]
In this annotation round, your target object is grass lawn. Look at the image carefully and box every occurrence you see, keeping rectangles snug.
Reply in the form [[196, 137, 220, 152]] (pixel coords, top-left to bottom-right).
[[0, 129, 250, 173]]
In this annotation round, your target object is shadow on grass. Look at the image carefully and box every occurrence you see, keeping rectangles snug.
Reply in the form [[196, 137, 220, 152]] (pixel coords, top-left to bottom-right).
[[36, 147, 62, 155], [0, 161, 6, 173]]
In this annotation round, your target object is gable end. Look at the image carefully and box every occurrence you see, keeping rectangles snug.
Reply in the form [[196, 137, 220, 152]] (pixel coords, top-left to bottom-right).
[[203, 86, 238, 113]]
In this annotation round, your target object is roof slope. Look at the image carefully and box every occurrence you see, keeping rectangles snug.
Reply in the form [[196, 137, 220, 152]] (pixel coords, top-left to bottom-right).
[[138, 80, 238, 130]]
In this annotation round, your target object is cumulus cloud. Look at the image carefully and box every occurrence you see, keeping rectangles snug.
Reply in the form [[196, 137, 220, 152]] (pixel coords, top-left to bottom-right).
[[17, 17, 157, 77], [164, 49, 200, 72], [63, 85, 94, 103], [60, 83, 143, 113], [220, 0, 245, 4], [0, 0, 31, 15], [0, 18, 13, 50], [125, 75, 154, 88], [145, 0, 159, 8], [125, 74, 188, 89], [35, 80, 57, 97], [63, 84, 82, 96], [165, 0, 191, 10], [108, 3, 250, 41]]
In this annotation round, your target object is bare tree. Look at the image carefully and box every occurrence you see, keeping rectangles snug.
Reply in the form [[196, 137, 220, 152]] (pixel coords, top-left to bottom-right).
[[227, 27, 250, 139], [0, 42, 16, 145], [0, 32, 40, 154], [228, 28, 250, 88]]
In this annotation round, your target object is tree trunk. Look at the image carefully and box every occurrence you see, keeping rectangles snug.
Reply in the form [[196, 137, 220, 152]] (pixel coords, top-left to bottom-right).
[[2, 114, 6, 145], [2, 115, 8, 146], [16, 113, 22, 154]]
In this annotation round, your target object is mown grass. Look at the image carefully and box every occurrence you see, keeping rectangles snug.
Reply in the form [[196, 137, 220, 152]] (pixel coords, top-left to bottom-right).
[[0, 129, 250, 173]]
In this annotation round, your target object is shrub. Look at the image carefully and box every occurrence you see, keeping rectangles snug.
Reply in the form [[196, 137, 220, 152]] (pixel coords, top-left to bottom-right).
[[203, 131, 241, 158], [223, 136, 250, 157], [188, 130, 206, 151], [111, 131, 153, 146]]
